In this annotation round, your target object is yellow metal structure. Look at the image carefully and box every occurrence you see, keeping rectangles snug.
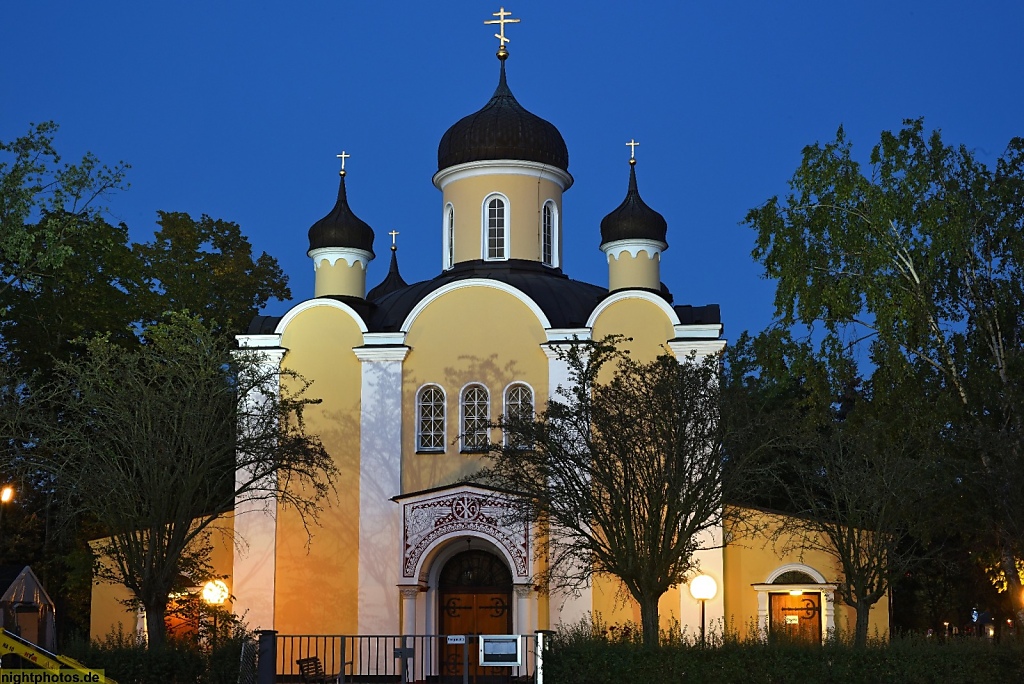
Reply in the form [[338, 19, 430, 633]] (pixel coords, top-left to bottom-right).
[[0, 627, 118, 683]]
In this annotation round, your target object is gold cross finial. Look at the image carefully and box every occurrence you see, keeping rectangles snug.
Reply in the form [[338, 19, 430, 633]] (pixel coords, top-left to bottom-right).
[[485, 7, 520, 59], [389, 230, 399, 248], [336, 150, 350, 175], [626, 139, 640, 164]]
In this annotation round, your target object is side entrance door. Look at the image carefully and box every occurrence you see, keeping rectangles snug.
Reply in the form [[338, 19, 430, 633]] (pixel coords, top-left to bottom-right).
[[769, 591, 822, 644], [438, 549, 513, 684]]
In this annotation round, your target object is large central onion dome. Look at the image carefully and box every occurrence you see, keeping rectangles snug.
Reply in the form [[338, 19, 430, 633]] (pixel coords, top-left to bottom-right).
[[437, 61, 569, 172]]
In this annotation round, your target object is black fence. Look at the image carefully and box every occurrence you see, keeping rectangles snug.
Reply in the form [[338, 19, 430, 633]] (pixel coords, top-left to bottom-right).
[[258, 631, 549, 684]]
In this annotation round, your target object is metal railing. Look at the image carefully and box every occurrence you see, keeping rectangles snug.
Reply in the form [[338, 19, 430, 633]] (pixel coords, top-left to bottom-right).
[[267, 632, 547, 684]]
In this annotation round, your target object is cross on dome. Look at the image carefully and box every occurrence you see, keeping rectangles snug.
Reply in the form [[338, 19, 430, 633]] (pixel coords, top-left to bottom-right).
[[336, 150, 350, 175], [389, 230, 400, 249], [485, 7, 520, 59], [627, 139, 640, 164]]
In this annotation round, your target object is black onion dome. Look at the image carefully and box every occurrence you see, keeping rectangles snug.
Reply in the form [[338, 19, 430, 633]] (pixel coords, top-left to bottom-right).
[[437, 62, 569, 172], [367, 247, 409, 301], [308, 173, 375, 257], [599, 163, 668, 247]]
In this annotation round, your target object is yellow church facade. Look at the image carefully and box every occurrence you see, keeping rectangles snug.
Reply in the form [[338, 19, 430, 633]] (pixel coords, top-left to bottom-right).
[[91, 11, 887, 647]]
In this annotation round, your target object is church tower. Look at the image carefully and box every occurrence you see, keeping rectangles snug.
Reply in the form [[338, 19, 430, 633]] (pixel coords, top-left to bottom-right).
[[433, 36, 572, 271], [307, 156, 376, 298], [599, 149, 668, 292]]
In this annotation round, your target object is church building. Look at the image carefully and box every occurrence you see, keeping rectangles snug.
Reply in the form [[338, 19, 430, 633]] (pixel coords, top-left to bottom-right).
[[91, 8, 888, 650]]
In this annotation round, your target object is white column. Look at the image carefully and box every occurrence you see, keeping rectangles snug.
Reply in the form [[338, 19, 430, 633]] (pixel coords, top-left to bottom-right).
[[541, 338, 593, 629], [400, 586, 419, 636], [232, 343, 285, 632], [514, 585, 533, 635], [353, 345, 409, 635]]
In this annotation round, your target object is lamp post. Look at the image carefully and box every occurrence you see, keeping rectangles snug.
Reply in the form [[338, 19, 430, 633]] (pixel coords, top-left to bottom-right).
[[202, 580, 229, 649], [689, 574, 718, 648], [0, 485, 13, 540]]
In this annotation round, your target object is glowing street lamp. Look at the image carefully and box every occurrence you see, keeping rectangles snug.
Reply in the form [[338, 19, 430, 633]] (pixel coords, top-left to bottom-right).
[[202, 580, 229, 648], [0, 485, 13, 536], [689, 574, 718, 647]]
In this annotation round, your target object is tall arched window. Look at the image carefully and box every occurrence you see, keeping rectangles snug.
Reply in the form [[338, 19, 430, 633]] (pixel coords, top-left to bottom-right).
[[503, 383, 534, 448], [417, 385, 446, 452], [461, 384, 490, 452], [445, 204, 455, 270], [484, 195, 507, 260], [541, 201, 556, 267]]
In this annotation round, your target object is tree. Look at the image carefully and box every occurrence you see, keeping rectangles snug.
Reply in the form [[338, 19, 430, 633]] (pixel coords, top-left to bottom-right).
[[26, 314, 334, 648], [744, 119, 1024, 624], [477, 338, 724, 647], [0, 122, 128, 298], [134, 211, 291, 339]]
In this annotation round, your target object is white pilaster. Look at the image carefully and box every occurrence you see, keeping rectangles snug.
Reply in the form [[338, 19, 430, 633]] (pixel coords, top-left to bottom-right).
[[514, 584, 533, 635], [541, 340, 594, 628], [232, 344, 285, 632], [354, 345, 409, 635], [400, 586, 419, 636]]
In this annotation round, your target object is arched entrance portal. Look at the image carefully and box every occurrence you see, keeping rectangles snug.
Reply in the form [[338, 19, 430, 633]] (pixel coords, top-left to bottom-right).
[[438, 549, 513, 682]]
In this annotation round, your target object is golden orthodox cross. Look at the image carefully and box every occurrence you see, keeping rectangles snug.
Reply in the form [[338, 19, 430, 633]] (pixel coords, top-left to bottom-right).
[[485, 7, 520, 49], [626, 139, 640, 160]]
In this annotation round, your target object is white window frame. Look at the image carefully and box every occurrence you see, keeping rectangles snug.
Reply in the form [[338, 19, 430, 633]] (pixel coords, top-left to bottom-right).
[[481, 193, 510, 261], [443, 203, 455, 270], [416, 384, 447, 452], [541, 200, 558, 267], [460, 383, 490, 452], [502, 382, 535, 448]]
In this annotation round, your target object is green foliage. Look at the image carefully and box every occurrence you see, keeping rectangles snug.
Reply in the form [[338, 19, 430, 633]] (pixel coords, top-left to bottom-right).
[[546, 622, 1024, 684], [63, 626, 249, 684], [0, 121, 129, 298]]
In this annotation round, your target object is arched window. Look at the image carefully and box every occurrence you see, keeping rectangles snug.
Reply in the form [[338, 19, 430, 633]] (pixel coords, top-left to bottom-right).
[[461, 383, 490, 452], [444, 204, 455, 270], [503, 383, 534, 448], [484, 195, 507, 260], [417, 385, 446, 452], [541, 201, 557, 267]]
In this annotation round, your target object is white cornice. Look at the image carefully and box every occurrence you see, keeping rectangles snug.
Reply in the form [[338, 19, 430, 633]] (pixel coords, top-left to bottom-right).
[[601, 238, 667, 262], [667, 339, 727, 359], [544, 328, 591, 343], [352, 346, 410, 363], [236, 334, 283, 349], [673, 323, 724, 340], [363, 331, 407, 347], [433, 159, 574, 192], [308, 247, 373, 270]]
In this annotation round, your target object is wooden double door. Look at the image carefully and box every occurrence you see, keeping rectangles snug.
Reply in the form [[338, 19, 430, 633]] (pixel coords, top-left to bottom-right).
[[769, 592, 822, 644], [438, 550, 513, 684]]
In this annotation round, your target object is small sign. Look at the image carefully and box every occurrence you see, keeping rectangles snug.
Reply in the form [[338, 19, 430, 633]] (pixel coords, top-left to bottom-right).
[[479, 635, 521, 666], [785, 615, 799, 625], [447, 635, 466, 645]]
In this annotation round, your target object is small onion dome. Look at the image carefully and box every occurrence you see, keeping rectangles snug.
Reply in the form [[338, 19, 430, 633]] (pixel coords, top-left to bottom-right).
[[367, 245, 409, 301], [307, 172, 375, 257], [599, 162, 668, 247], [437, 61, 569, 173]]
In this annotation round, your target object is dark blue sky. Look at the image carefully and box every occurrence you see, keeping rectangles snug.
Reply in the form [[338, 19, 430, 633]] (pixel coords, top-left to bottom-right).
[[4, 1, 1021, 340]]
